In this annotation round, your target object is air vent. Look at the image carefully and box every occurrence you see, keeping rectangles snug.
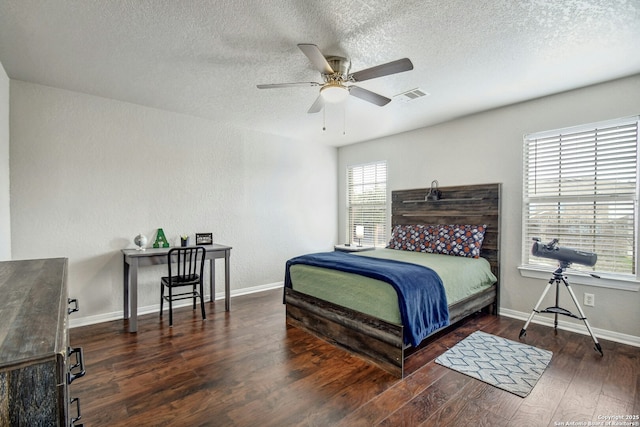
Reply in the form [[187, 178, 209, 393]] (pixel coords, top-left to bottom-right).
[[395, 88, 430, 103]]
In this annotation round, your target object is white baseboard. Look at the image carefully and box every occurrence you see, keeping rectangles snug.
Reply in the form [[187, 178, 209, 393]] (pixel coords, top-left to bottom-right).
[[499, 308, 640, 348], [69, 281, 283, 329]]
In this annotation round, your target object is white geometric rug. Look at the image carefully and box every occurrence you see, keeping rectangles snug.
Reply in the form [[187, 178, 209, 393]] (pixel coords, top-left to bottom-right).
[[435, 331, 553, 397]]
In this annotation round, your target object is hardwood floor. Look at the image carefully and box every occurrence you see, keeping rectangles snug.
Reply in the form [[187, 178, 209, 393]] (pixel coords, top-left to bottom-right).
[[70, 289, 640, 426]]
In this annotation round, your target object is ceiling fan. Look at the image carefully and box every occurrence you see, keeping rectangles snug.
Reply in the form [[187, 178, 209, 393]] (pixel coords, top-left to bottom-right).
[[257, 44, 414, 113]]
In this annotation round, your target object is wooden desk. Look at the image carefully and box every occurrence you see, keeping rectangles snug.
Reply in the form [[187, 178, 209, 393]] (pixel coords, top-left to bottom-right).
[[122, 244, 232, 333]]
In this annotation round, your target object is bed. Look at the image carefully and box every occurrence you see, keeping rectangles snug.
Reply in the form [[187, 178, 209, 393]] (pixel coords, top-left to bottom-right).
[[284, 183, 501, 377]]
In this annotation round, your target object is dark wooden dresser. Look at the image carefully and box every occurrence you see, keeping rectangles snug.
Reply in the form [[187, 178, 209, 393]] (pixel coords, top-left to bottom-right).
[[0, 258, 85, 426]]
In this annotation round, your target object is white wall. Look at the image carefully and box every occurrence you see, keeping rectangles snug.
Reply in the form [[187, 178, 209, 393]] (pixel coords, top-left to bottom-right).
[[0, 61, 9, 260], [339, 74, 640, 341], [9, 81, 337, 325]]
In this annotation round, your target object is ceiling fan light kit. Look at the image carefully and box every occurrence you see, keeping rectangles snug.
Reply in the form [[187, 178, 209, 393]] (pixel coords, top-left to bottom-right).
[[257, 43, 413, 114], [320, 82, 349, 103]]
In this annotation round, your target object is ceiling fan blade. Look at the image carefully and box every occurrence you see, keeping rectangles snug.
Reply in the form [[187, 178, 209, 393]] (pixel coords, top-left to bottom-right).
[[256, 82, 321, 89], [297, 44, 334, 75], [349, 86, 391, 106], [307, 95, 324, 114], [350, 58, 413, 82]]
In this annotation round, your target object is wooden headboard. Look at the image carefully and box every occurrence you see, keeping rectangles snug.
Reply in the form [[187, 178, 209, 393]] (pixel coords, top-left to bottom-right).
[[391, 183, 501, 282]]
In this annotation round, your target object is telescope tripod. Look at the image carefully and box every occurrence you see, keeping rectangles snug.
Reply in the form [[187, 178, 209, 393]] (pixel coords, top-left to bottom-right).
[[519, 262, 603, 356]]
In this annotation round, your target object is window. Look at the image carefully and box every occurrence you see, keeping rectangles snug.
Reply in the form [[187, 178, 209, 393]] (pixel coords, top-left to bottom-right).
[[522, 116, 639, 283], [347, 161, 387, 247]]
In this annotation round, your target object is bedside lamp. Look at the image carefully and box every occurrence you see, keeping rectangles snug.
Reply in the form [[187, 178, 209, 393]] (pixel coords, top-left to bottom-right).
[[355, 225, 364, 247]]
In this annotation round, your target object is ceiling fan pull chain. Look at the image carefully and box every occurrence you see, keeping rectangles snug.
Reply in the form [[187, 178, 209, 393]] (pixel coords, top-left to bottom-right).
[[322, 107, 326, 131], [343, 103, 346, 135]]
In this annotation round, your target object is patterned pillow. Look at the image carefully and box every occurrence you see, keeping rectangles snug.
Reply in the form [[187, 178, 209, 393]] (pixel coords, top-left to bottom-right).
[[387, 224, 435, 253], [433, 224, 487, 258]]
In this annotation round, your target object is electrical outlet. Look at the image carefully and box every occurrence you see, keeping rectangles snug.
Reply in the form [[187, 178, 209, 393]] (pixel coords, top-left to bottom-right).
[[584, 293, 595, 307]]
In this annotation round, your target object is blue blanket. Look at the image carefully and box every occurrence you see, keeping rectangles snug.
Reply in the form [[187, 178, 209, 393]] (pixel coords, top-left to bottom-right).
[[284, 251, 450, 347]]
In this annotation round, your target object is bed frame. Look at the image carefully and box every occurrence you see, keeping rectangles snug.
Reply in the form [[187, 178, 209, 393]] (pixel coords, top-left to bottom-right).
[[285, 183, 501, 377]]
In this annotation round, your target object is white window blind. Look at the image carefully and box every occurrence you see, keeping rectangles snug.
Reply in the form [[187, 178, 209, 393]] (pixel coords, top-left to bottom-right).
[[522, 116, 639, 276], [347, 161, 387, 247]]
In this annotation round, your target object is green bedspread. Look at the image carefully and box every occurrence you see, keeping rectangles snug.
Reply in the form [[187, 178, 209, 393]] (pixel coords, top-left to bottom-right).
[[288, 248, 497, 325]]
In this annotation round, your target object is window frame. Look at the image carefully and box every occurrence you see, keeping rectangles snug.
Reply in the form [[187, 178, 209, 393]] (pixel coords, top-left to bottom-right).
[[519, 116, 640, 292], [346, 160, 388, 247]]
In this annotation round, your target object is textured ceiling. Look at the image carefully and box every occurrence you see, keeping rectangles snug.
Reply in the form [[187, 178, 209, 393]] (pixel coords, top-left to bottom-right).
[[1, 0, 639, 146]]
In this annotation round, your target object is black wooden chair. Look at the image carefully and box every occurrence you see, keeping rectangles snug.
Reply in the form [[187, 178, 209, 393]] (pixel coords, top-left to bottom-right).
[[160, 246, 206, 326]]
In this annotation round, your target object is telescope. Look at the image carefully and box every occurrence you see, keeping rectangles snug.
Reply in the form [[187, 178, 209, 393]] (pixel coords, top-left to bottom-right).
[[523, 237, 603, 356], [531, 238, 597, 267]]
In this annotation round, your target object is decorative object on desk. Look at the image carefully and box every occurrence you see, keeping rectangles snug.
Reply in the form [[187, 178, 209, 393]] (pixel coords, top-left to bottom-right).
[[134, 233, 148, 251], [425, 179, 441, 201], [195, 233, 213, 245], [355, 225, 364, 247], [153, 228, 170, 248], [180, 235, 189, 247]]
